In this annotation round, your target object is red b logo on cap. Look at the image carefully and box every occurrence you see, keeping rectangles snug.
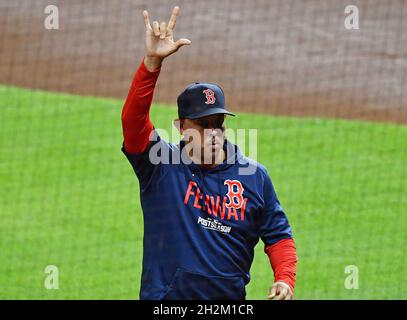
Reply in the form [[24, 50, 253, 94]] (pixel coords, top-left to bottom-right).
[[203, 89, 216, 105]]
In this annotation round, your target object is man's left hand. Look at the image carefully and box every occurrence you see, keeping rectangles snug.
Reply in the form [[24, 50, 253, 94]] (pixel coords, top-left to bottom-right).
[[268, 281, 293, 300]]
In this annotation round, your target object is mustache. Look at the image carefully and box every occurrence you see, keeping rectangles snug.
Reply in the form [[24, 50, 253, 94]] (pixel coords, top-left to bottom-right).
[[206, 136, 223, 145]]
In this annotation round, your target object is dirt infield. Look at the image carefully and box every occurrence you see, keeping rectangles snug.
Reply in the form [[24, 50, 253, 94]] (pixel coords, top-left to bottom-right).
[[1, 0, 406, 124]]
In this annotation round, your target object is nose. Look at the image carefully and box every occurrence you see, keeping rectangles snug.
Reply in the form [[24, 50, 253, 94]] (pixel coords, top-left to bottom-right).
[[208, 128, 221, 136]]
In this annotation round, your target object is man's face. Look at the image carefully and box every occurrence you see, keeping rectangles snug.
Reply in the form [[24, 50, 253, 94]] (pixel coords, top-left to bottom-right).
[[180, 114, 226, 165]]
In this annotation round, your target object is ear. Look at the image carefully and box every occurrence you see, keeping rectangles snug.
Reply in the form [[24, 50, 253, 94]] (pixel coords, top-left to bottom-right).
[[173, 119, 183, 134]]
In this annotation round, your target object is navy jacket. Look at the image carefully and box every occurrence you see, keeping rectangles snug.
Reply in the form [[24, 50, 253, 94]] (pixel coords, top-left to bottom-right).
[[122, 132, 293, 300]]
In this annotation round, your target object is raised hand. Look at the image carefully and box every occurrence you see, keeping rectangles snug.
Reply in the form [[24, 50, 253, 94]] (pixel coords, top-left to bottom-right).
[[143, 6, 191, 71]]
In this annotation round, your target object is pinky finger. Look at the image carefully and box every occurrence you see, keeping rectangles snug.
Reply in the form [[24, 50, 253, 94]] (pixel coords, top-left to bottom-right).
[[143, 10, 152, 29]]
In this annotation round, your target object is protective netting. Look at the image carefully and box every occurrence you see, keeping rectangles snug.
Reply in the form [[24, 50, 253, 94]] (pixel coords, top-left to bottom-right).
[[0, 0, 406, 299]]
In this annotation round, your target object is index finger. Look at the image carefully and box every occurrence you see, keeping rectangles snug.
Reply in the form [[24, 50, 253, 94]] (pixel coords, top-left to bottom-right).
[[167, 6, 180, 31], [274, 287, 288, 300], [143, 10, 152, 29]]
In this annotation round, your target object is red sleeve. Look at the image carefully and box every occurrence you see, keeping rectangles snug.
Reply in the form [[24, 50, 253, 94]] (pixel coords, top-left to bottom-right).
[[265, 238, 298, 295], [121, 58, 161, 154]]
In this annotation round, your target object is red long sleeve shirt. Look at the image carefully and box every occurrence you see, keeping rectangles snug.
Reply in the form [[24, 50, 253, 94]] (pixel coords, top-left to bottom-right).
[[121, 58, 298, 295], [121, 59, 160, 154], [265, 238, 298, 294]]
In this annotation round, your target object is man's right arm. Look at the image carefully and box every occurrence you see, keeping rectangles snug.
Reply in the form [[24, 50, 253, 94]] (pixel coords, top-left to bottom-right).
[[121, 56, 162, 155], [121, 5, 190, 155]]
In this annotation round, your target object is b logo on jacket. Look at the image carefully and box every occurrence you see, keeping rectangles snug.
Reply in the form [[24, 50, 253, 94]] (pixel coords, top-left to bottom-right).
[[183, 180, 248, 222]]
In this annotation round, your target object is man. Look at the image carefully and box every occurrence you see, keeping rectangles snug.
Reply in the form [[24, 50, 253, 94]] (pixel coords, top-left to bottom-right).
[[121, 6, 297, 300]]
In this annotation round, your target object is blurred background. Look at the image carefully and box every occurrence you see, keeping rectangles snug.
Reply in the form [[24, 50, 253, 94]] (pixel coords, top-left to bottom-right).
[[0, 0, 406, 299]]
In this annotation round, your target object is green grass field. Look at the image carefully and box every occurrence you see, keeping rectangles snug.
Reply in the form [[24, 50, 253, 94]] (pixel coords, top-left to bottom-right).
[[0, 85, 406, 299]]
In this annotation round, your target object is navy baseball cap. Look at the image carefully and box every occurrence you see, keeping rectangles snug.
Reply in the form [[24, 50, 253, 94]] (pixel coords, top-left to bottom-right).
[[177, 82, 235, 119]]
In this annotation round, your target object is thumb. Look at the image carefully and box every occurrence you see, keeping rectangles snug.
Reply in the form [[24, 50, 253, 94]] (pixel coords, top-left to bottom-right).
[[174, 38, 191, 51], [268, 286, 277, 299]]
